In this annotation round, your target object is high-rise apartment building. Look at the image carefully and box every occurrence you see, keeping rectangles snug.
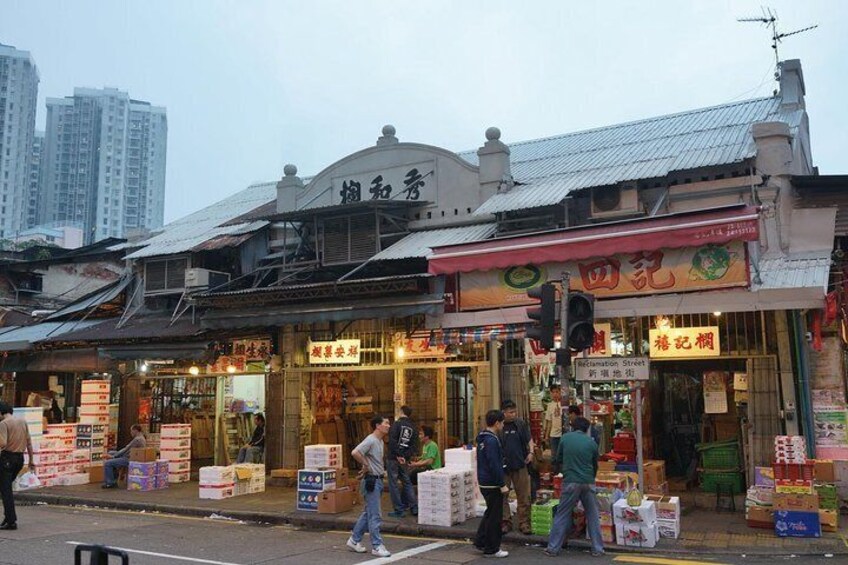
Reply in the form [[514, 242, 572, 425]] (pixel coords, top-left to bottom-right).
[[0, 44, 39, 239], [41, 87, 166, 243], [28, 130, 44, 229]]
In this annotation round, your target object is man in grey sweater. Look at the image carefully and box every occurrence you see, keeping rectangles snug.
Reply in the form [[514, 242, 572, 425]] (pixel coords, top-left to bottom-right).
[[102, 424, 146, 488]]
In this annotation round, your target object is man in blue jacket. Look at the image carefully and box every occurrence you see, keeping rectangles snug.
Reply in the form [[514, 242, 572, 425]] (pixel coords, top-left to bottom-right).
[[475, 409, 509, 559]]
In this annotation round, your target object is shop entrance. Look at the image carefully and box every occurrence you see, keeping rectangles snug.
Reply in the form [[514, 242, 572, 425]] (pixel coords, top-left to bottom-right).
[[446, 367, 475, 447], [648, 359, 747, 480], [404, 368, 445, 449], [218, 373, 266, 464]]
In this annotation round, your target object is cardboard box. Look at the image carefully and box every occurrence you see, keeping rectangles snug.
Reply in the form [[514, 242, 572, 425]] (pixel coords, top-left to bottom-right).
[[128, 461, 157, 478], [774, 510, 821, 538], [775, 479, 814, 494], [773, 492, 819, 512], [745, 505, 774, 526], [754, 466, 775, 488], [597, 460, 618, 473], [819, 509, 839, 532], [160, 448, 191, 461], [643, 460, 666, 487], [297, 489, 320, 511], [317, 488, 355, 514], [613, 499, 657, 525], [645, 495, 681, 521], [615, 522, 659, 548], [297, 469, 337, 492], [199, 484, 234, 500], [89, 465, 104, 483], [168, 470, 191, 483], [127, 476, 156, 491], [657, 518, 680, 539], [814, 460, 835, 483], [130, 447, 157, 462]]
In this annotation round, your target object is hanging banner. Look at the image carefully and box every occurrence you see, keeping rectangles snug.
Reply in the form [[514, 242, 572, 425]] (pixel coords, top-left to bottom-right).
[[308, 339, 361, 365], [458, 242, 748, 311], [649, 326, 721, 358]]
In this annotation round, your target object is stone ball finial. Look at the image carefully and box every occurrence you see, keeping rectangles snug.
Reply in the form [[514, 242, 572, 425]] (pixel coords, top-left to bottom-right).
[[485, 127, 501, 141], [382, 124, 396, 137], [284, 164, 297, 176]]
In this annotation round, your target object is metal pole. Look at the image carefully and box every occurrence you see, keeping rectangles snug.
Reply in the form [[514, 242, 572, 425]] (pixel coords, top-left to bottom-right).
[[559, 271, 570, 396], [636, 384, 644, 491]]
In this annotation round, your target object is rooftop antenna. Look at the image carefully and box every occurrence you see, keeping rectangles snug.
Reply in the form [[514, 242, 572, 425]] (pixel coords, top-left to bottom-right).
[[738, 7, 817, 84]]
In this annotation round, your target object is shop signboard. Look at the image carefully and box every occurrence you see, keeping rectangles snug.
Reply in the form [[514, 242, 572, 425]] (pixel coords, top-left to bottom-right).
[[308, 339, 361, 365], [394, 333, 448, 359], [574, 357, 650, 382], [332, 161, 436, 205], [232, 338, 272, 361], [648, 326, 721, 358], [208, 355, 248, 374], [458, 241, 748, 310]]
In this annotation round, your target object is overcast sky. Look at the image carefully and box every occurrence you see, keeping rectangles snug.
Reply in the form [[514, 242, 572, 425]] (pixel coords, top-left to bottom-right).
[[3, 1, 846, 223]]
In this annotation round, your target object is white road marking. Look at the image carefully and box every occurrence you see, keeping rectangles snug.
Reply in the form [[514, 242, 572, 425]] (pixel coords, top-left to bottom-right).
[[356, 541, 448, 564], [66, 541, 243, 565]]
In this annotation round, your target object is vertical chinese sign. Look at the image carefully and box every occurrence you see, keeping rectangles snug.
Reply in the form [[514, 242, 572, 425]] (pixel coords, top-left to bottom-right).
[[648, 326, 721, 358], [308, 339, 361, 365]]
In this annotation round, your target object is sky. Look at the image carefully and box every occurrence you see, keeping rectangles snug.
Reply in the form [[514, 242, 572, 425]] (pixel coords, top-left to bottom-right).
[[3, 1, 847, 224]]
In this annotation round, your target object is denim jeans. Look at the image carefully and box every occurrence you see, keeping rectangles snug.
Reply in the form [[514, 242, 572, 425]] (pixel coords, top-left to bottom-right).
[[546, 482, 604, 555], [351, 477, 383, 548], [549, 436, 561, 473], [0, 452, 24, 525], [237, 446, 263, 463], [386, 458, 417, 512], [104, 457, 129, 486]]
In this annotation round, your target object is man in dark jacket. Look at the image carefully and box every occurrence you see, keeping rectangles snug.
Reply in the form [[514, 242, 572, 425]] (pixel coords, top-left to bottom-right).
[[387, 405, 418, 518], [475, 409, 509, 559], [500, 399, 534, 534]]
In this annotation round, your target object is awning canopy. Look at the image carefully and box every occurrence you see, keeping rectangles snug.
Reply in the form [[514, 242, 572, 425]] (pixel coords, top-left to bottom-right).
[[99, 342, 212, 362], [45, 275, 132, 321], [202, 294, 445, 330], [431, 324, 526, 345], [428, 205, 760, 275], [0, 321, 103, 352]]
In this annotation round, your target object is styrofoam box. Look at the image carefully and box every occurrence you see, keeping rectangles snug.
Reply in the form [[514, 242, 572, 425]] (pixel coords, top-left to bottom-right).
[[160, 437, 191, 450], [200, 466, 235, 483], [161, 448, 191, 461], [169, 460, 191, 473], [80, 404, 110, 416], [25, 452, 57, 465], [81, 380, 110, 393], [63, 473, 90, 486], [168, 470, 191, 483], [80, 415, 109, 425], [160, 424, 191, 437], [657, 518, 680, 539], [444, 447, 477, 468], [613, 499, 657, 525], [234, 482, 251, 496], [200, 484, 235, 499], [81, 392, 110, 404], [249, 483, 265, 494], [616, 522, 659, 548], [45, 424, 76, 435], [33, 437, 60, 451]]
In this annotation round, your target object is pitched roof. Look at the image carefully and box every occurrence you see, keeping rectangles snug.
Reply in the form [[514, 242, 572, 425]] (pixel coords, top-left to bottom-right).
[[371, 223, 498, 261]]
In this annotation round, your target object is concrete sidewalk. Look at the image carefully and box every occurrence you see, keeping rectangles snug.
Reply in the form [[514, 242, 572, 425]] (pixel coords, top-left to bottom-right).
[[17, 482, 848, 556]]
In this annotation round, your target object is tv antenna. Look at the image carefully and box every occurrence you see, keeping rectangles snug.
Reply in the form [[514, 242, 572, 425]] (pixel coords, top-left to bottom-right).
[[738, 7, 817, 82]]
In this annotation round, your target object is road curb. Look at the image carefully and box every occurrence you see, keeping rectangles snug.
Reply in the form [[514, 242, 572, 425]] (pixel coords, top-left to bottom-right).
[[17, 492, 848, 557]]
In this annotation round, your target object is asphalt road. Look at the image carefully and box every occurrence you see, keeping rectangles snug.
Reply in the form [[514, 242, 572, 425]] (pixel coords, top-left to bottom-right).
[[0, 504, 841, 565]]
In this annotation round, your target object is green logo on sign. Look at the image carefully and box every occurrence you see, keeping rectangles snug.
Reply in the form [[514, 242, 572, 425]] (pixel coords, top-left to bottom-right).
[[501, 265, 545, 291], [690, 245, 733, 281]]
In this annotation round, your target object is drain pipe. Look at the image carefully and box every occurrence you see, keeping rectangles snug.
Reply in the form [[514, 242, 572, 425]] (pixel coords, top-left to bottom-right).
[[790, 310, 816, 458]]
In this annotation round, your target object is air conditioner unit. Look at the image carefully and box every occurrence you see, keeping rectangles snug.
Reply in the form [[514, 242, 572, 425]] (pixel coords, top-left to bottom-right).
[[184, 268, 230, 290], [590, 184, 641, 219]]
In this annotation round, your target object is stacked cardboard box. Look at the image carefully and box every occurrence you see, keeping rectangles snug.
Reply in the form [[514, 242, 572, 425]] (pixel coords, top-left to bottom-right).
[[594, 487, 619, 543], [80, 380, 111, 426], [297, 468, 337, 511], [304, 444, 342, 469], [770, 437, 820, 538], [233, 463, 266, 496], [76, 422, 107, 476], [417, 469, 465, 526], [43, 423, 86, 486], [444, 447, 479, 501], [813, 460, 840, 532], [643, 460, 667, 495], [19, 407, 45, 487], [645, 495, 680, 539], [613, 499, 659, 548], [127, 460, 169, 492], [160, 424, 192, 483], [199, 466, 235, 499]]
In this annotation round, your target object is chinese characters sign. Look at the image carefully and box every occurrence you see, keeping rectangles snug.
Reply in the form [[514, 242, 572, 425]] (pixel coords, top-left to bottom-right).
[[586, 323, 612, 358], [458, 242, 747, 311], [523, 323, 612, 364], [333, 161, 435, 205], [574, 357, 650, 382], [208, 355, 248, 374], [232, 338, 272, 361], [308, 339, 361, 365], [648, 326, 721, 358], [393, 334, 448, 359]]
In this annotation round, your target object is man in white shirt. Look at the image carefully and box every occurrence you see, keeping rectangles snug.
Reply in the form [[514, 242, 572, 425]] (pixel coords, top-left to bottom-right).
[[543, 385, 563, 473]]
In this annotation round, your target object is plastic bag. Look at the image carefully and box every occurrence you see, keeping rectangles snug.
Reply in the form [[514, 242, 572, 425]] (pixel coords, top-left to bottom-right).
[[12, 471, 41, 491]]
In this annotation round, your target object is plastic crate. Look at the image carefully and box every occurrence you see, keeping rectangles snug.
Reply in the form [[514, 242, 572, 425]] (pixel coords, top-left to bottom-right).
[[700, 471, 745, 494], [700, 444, 740, 470], [773, 462, 815, 482], [613, 434, 637, 453]]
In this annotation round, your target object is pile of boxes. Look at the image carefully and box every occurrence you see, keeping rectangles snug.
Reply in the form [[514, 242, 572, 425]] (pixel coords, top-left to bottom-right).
[[80, 379, 111, 483], [233, 463, 266, 496], [643, 460, 667, 495], [444, 447, 479, 501], [304, 444, 341, 468], [645, 495, 681, 539], [594, 488, 619, 544], [76, 422, 107, 475], [613, 498, 659, 548], [44, 423, 88, 486], [160, 424, 192, 483], [417, 468, 473, 526], [127, 459, 169, 492], [297, 444, 352, 513], [199, 466, 236, 500], [531, 500, 557, 536], [297, 468, 338, 511]]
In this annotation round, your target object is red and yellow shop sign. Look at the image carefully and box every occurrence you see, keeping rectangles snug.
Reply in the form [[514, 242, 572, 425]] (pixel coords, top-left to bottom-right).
[[308, 339, 361, 364], [458, 242, 748, 311], [648, 326, 721, 358], [393, 333, 448, 359]]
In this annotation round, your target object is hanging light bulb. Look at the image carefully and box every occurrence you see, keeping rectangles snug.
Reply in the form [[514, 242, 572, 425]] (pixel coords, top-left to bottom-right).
[[226, 364, 237, 374], [396, 345, 405, 359], [189, 365, 200, 376], [140, 363, 149, 373]]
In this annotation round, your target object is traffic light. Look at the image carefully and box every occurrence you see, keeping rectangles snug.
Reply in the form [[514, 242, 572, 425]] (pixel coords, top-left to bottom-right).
[[566, 292, 595, 351], [526, 282, 556, 350]]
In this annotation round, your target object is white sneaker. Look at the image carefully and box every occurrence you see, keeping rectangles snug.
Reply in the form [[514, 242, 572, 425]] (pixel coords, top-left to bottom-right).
[[371, 545, 391, 557], [346, 538, 366, 553], [484, 550, 509, 558]]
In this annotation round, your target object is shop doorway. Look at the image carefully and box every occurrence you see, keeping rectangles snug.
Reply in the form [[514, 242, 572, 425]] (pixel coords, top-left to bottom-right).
[[649, 359, 747, 479], [218, 373, 266, 464], [446, 367, 475, 447], [404, 368, 445, 449]]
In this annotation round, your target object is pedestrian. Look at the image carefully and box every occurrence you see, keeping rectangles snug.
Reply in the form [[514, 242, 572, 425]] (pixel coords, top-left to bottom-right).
[[543, 385, 563, 473], [102, 424, 146, 488], [387, 405, 418, 518], [347, 414, 392, 558], [0, 402, 35, 530], [236, 413, 265, 463], [544, 417, 604, 557], [474, 409, 509, 558], [567, 405, 601, 446], [500, 399, 534, 535], [408, 425, 441, 484]]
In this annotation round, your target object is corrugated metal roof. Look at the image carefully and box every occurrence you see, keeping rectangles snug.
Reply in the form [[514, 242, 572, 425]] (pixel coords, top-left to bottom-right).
[[372, 224, 498, 261], [468, 97, 803, 215], [753, 254, 831, 292], [0, 321, 103, 351], [45, 276, 132, 321], [43, 316, 205, 343], [125, 182, 276, 259]]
